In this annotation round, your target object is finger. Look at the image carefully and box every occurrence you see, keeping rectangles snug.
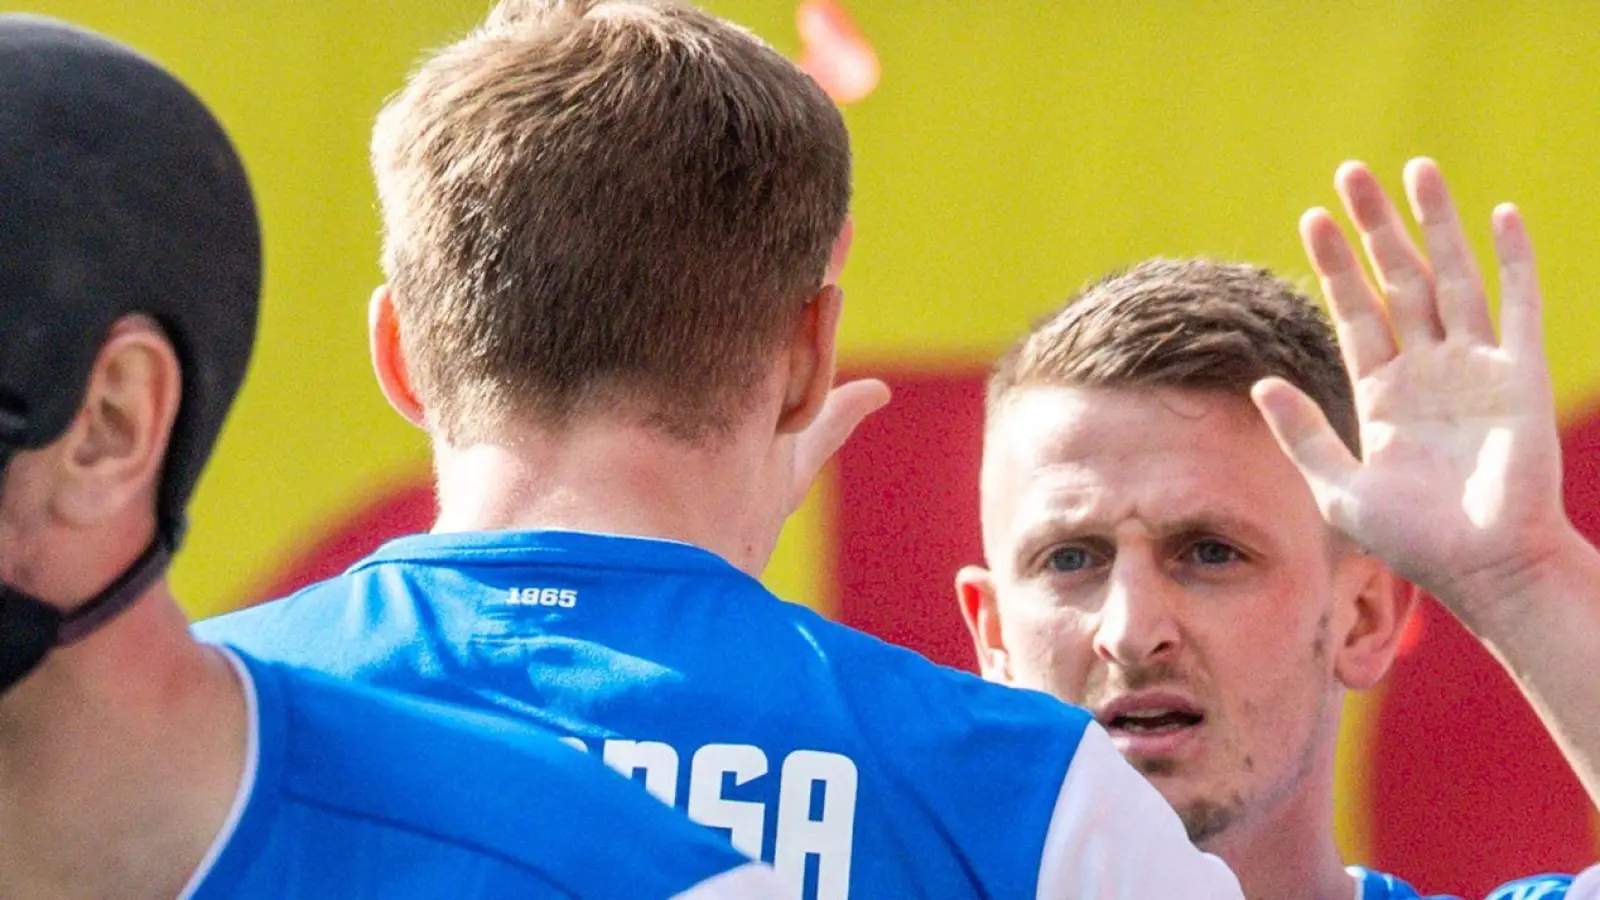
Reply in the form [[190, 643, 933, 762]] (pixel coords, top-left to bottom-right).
[[1251, 377, 1363, 534], [1335, 161, 1445, 346], [791, 378, 891, 503], [1403, 158, 1495, 344], [1491, 204, 1546, 367], [1301, 207, 1398, 380]]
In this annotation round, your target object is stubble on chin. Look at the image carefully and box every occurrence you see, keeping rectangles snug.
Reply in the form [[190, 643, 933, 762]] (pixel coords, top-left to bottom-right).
[[1131, 758, 1245, 845], [1177, 792, 1245, 845]]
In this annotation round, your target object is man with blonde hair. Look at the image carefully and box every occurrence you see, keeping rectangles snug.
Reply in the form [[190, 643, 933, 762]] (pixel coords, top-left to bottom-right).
[[203, 2, 1244, 897], [959, 158, 1600, 899], [0, 12, 787, 899]]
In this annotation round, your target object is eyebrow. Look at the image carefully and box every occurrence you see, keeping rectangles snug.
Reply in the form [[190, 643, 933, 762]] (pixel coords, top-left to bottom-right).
[[1010, 507, 1279, 559], [1149, 512, 1274, 546]]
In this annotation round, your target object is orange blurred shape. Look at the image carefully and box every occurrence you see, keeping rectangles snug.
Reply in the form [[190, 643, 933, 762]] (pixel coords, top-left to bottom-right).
[[1396, 601, 1426, 657], [796, 0, 880, 106]]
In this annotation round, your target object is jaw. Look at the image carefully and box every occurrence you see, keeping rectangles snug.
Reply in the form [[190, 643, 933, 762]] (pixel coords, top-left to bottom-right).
[[1166, 728, 1346, 897], [1131, 760, 1247, 847]]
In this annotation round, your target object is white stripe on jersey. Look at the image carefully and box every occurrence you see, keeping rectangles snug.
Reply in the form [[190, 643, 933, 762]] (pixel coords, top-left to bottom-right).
[[1036, 722, 1243, 900], [177, 646, 261, 900], [1563, 865, 1600, 900]]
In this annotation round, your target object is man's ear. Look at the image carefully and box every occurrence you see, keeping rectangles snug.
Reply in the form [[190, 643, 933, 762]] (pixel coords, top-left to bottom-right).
[[957, 565, 1013, 682], [1333, 555, 1419, 690], [52, 317, 181, 528], [775, 219, 853, 436], [369, 285, 425, 428], [824, 216, 854, 285], [775, 283, 843, 436]]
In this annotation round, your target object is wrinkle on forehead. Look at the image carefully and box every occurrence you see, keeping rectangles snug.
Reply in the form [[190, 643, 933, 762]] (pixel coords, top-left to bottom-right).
[[980, 385, 1321, 563], [1012, 467, 1273, 541]]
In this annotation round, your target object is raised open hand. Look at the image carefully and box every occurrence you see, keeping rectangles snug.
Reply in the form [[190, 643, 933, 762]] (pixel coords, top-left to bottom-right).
[[1252, 159, 1573, 625]]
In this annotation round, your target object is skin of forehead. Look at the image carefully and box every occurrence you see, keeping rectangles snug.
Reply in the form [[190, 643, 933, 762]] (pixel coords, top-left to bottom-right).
[[979, 384, 1327, 574]]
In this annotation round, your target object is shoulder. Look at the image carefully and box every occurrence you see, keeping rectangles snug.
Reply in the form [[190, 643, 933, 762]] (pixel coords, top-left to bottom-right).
[[193, 571, 430, 681], [784, 602, 1094, 748], [1034, 724, 1242, 900], [248, 654, 751, 893], [1347, 866, 1466, 899], [1486, 869, 1594, 899], [775, 607, 1111, 891], [193, 574, 354, 643], [1343, 866, 1597, 900]]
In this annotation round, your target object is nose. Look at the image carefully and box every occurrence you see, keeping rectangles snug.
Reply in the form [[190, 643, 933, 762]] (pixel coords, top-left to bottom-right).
[[1091, 552, 1180, 667]]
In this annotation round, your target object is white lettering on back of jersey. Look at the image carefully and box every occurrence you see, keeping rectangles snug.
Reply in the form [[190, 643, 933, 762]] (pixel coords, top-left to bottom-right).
[[688, 744, 769, 860], [603, 740, 680, 805], [568, 737, 861, 898], [774, 750, 857, 899]]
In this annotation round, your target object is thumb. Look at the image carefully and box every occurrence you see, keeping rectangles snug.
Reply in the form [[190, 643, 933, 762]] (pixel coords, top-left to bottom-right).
[[1251, 377, 1362, 531], [791, 378, 891, 509]]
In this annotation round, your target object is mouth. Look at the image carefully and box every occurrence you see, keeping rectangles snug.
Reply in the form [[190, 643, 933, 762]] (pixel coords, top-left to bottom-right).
[[1095, 694, 1206, 759], [1105, 708, 1204, 735]]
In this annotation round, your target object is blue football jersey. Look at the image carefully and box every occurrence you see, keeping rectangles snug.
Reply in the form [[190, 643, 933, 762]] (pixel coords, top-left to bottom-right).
[[1349, 866, 1454, 899], [199, 529, 1242, 899], [185, 646, 779, 899], [1485, 871, 1593, 899], [1349, 866, 1599, 900]]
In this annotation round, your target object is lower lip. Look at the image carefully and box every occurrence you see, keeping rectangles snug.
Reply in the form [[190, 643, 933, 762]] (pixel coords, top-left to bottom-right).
[[1107, 722, 1203, 759]]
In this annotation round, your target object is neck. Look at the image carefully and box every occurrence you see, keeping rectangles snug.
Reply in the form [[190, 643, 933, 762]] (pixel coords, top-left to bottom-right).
[[1199, 739, 1353, 900], [432, 418, 783, 575], [0, 583, 247, 900]]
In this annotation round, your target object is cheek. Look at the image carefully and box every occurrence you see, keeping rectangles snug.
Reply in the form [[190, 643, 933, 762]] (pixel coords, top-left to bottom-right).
[[1209, 574, 1332, 662], [0, 450, 59, 525], [998, 600, 1095, 698], [1197, 590, 1335, 749], [1187, 576, 1334, 698], [0, 511, 46, 592], [0, 461, 51, 584]]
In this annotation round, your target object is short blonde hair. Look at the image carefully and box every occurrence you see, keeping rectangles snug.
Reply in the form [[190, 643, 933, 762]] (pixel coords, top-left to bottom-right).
[[373, 0, 851, 442], [990, 258, 1360, 454]]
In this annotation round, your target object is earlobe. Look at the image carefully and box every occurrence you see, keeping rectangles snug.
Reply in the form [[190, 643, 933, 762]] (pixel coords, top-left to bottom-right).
[[369, 285, 426, 428], [956, 565, 1012, 682]]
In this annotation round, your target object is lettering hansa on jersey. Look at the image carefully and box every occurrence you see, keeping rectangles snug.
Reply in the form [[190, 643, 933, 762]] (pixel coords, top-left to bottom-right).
[[200, 529, 1242, 899], [561, 737, 858, 891]]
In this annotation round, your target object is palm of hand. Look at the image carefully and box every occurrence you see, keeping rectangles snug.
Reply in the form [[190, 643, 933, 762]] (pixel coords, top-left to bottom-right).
[[1248, 159, 1582, 619], [1347, 340, 1563, 600]]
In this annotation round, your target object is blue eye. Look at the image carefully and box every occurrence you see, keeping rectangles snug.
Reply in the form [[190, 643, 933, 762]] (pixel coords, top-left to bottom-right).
[[1189, 540, 1240, 566], [1046, 546, 1094, 572]]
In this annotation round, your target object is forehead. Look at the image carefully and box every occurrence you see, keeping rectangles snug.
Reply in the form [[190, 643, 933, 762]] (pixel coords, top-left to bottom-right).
[[980, 385, 1322, 542]]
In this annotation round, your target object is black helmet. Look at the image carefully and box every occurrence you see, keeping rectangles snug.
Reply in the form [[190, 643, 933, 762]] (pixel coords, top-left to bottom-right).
[[0, 15, 260, 691]]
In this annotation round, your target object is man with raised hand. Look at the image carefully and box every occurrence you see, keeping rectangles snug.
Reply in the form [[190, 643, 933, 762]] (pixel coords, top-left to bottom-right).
[[959, 254, 1435, 900], [199, 1, 1244, 897], [958, 157, 1600, 900], [0, 14, 783, 899], [1254, 158, 1600, 899]]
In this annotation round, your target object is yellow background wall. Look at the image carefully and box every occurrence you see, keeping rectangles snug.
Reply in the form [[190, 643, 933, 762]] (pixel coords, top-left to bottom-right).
[[17, 2, 1600, 892], [25, 1, 1600, 618], [24, 1, 1600, 618]]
